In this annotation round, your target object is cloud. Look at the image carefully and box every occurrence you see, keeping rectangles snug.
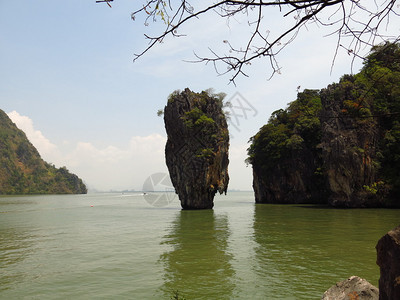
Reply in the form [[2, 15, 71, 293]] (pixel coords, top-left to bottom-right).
[[7, 111, 168, 191], [62, 134, 165, 189], [228, 142, 253, 191], [59, 134, 168, 191], [7, 110, 59, 160], [6, 111, 252, 191]]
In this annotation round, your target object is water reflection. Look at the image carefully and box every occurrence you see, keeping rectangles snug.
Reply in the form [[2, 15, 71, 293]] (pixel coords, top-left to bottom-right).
[[251, 204, 400, 298], [159, 210, 235, 299], [251, 204, 371, 298]]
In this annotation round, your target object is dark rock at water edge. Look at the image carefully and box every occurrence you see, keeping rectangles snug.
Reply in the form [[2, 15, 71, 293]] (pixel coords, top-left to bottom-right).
[[376, 224, 400, 300], [252, 145, 326, 204], [321, 276, 379, 300], [164, 88, 229, 209]]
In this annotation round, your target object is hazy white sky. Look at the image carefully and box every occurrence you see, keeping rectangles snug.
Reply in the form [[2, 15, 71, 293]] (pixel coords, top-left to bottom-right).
[[1, 1, 399, 191]]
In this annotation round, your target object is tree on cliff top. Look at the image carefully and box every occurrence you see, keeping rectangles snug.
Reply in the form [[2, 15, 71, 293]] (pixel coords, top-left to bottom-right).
[[127, 0, 400, 83]]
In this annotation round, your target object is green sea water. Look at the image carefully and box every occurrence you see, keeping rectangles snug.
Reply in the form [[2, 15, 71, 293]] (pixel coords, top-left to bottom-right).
[[0, 192, 399, 299]]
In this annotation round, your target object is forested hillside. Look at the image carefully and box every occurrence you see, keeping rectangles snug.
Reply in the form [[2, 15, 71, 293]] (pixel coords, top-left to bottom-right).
[[0, 110, 87, 194]]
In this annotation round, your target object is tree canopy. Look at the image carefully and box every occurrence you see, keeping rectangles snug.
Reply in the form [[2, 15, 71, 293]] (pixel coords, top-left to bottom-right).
[[127, 0, 400, 83]]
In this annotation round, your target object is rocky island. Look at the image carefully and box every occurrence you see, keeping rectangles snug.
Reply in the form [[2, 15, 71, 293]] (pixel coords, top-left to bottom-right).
[[163, 88, 229, 209], [247, 42, 400, 207], [0, 109, 87, 194]]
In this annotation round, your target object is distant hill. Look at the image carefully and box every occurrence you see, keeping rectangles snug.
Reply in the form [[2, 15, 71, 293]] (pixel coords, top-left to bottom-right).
[[0, 109, 87, 194]]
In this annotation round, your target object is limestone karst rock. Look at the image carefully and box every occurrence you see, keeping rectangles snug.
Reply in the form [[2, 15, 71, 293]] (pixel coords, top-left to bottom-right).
[[164, 88, 229, 209], [248, 90, 328, 204], [376, 224, 400, 300], [320, 83, 380, 207], [248, 43, 400, 207]]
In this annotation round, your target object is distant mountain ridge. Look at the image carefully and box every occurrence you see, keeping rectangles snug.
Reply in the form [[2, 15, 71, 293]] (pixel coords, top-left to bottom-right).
[[0, 109, 87, 194]]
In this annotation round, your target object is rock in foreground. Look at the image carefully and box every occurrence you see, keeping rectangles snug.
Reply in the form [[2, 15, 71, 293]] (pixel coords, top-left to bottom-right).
[[164, 88, 229, 209], [321, 276, 379, 300], [376, 224, 400, 300]]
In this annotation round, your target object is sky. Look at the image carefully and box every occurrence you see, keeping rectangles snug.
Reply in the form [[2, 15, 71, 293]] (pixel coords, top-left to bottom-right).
[[1, 0, 399, 192]]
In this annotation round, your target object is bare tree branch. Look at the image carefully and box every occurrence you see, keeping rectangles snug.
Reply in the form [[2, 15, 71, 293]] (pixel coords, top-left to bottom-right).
[[128, 0, 400, 84]]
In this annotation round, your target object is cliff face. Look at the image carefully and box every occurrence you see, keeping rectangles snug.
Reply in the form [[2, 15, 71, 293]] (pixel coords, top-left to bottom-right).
[[248, 43, 400, 207], [320, 81, 381, 207], [248, 90, 328, 204], [252, 139, 326, 204], [0, 109, 87, 194], [164, 88, 229, 209]]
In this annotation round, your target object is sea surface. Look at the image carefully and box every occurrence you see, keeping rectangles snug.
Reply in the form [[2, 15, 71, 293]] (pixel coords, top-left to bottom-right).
[[0, 192, 399, 299]]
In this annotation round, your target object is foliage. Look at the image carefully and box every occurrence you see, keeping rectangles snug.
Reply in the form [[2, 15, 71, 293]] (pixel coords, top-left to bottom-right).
[[247, 89, 322, 170], [363, 181, 385, 195], [183, 107, 216, 129], [0, 110, 87, 195], [204, 88, 231, 120], [167, 90, 181, 103], [358, 43, 400, 199], [172, 89, 229, 161], [157, 109, 164, 117]]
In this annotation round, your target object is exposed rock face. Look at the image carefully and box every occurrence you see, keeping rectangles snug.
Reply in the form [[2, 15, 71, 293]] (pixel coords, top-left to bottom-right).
[[252, 147, 326, 204], [320, 83, 381, 207], [376, 225, 400, 300], [248, 89, 328, 204], [250, 83, 383, 207], [321, 276, 379, 300], [164, 88, 229, 209]]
